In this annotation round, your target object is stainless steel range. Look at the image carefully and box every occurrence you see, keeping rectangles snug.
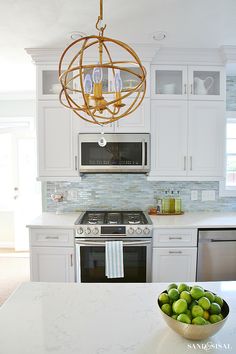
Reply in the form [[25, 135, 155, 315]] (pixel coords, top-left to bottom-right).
[[74, 211, 153, 283]]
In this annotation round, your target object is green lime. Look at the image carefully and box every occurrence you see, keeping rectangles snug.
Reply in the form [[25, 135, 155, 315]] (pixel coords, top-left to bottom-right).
[[167, 283, 178, 291], [168, 288, 180, 302], [190, 286, 205, 300], [172, 299, 188, 314], [180, 290, 192, 304], [198, 296, 211, 310], [189, 300, 198, 310], [214, 295, 223, 308], [191, 305, 204, 318], [172, 314, 178, 320], [161, 303, 172, 316], [177, 283, 190, 293], [219, 313, 224, 320], [203, 310, 210, 321], [184, 309, 192, 320], [209, 314, 222, 323], [204, 291, 215, 303], [210, 302, 221, 315], [158, 293, 170, 305], [177, 313, 191, 324], [192, 316, 208, 325]]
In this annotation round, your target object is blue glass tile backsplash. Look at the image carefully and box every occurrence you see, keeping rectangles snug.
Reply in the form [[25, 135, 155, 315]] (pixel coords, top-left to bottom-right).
[[44, 175, 236, 212]]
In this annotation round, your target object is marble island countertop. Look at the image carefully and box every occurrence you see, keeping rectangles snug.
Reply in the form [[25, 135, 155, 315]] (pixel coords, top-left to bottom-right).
[[27, 211, 236, 229], [0, 281, 235, 354]]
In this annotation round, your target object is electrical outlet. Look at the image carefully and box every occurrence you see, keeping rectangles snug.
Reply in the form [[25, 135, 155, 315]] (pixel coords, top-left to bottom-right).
[[191, 190, 198, 201], [67, 189, 78, 201], [201, 190, 216, 201]]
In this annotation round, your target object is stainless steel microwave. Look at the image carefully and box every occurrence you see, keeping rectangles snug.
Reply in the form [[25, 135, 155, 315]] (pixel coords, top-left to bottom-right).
[[78, 133, 150, 173]]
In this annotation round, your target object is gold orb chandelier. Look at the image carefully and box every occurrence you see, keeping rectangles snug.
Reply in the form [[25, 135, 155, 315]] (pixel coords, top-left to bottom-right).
[[59, 0, 146, 126]]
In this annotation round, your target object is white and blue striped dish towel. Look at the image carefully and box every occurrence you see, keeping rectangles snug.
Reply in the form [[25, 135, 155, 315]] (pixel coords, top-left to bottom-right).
[[105, 241, 124, 278]]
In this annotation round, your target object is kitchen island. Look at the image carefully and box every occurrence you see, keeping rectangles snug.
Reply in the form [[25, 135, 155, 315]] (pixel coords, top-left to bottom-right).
[[0, 282, 235, 354]]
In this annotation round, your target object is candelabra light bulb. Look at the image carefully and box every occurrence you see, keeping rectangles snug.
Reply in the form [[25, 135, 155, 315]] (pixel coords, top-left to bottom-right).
[[92, 67, 103, 84], [114, 71, 123, 92], [84, 74, 93, 94]]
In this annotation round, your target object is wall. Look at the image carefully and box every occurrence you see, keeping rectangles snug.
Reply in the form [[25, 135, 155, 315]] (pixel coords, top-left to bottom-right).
[[44, 177, 236, 213]]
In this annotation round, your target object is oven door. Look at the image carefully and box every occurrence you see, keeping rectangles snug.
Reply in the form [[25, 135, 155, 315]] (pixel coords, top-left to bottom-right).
[[75, 238, 152, 283], [78, 133, 150, 173]]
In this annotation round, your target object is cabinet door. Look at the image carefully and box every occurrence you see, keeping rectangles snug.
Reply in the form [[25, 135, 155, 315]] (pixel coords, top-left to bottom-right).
[[151, 65, 188, 99], [188, 66, 225, 100], [152, 248, 197, 282], [188, 101, 225, 177], [30, 247, 75, 282], [115, 98, 150, 133], [37, 101, 78, 177], [37, 66, 74, 100], [150, 100, 188, 176]]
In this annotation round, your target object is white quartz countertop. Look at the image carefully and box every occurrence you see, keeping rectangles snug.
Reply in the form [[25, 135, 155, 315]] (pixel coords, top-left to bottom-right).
[[0, 281, 235, 354], [27, 212, 236, 229], [26, 212, 81, 228], [150, 212, 236, 228]]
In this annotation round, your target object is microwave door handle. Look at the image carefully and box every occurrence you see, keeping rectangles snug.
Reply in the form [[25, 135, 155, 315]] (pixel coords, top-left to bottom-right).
[[76, 240, 151, 246], [142, 139, 145, 167]]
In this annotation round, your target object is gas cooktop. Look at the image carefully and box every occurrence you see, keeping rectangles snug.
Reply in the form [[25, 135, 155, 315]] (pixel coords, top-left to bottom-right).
[[75, 211, 150, 225], [74, 210, 152, 237]]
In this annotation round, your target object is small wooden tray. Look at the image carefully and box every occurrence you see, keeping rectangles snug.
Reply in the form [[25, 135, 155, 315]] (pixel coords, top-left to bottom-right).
[[148, 211, 184, 216]]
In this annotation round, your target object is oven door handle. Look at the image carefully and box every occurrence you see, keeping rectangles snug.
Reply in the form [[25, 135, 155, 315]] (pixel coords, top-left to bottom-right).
[[76, 240, 151, 246]]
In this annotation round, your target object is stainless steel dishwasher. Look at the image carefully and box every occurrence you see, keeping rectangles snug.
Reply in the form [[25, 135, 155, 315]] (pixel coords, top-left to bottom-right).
[[197, 229, 236, 281]]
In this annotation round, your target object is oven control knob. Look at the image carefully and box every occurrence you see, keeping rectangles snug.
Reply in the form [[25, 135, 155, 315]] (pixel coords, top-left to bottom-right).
[[136, 227, 142, 235], [143, 227, 151, 235], [128, 227, 134, 235], [85, 227, 91, 235], [77, 227, 84, 235], [93, 227, 99, 235]]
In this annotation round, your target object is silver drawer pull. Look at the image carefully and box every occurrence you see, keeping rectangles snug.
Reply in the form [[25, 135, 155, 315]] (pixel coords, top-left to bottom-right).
[[45, 236, 59, 239], [70, 254, 73, 267], [169, 251, 182, 254], [169, 237, 182, 240]]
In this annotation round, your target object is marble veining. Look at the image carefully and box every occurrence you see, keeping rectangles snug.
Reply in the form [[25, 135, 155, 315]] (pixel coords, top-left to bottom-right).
[[0, 282, 235, 354]]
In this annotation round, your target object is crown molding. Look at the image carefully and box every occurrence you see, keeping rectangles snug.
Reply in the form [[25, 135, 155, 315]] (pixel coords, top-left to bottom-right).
[[152, 47, 224, 65], [25, 44, 160, 65], [220, 45, 236, 63]]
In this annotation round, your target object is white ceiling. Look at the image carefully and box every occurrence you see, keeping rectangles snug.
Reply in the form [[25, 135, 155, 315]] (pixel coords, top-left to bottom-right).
[[0, 0, 236, 92]]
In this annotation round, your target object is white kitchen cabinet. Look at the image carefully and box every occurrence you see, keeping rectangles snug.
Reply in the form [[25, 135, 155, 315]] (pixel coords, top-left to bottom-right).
[[74, 98, 150, 133], [150, 100, 188, 176], [29, 228, 75, 282], [150, 100, 225, 178], [152, 247, 197, 282], [188, 101, 225, 176], [31, 247, 75, 282], [152, 228, 197, 282], [37, 101, 78, 178], [151, 64, 225, 101]]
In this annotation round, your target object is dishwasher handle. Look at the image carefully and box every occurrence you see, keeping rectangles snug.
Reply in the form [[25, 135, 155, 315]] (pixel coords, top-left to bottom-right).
[[210, 238, 236, 242]]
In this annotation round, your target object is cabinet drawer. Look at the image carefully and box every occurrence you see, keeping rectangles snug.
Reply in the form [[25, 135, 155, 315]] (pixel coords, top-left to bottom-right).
[[153, 228, 197, 247], [30, 228, 74, 247]]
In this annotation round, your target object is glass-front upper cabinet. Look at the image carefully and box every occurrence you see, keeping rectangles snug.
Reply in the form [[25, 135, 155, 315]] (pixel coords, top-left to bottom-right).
[[151, 65, 188, 99], [37, 65, 73, 100], [151, 64, 225, 100], [188, 66, 225, 100]]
